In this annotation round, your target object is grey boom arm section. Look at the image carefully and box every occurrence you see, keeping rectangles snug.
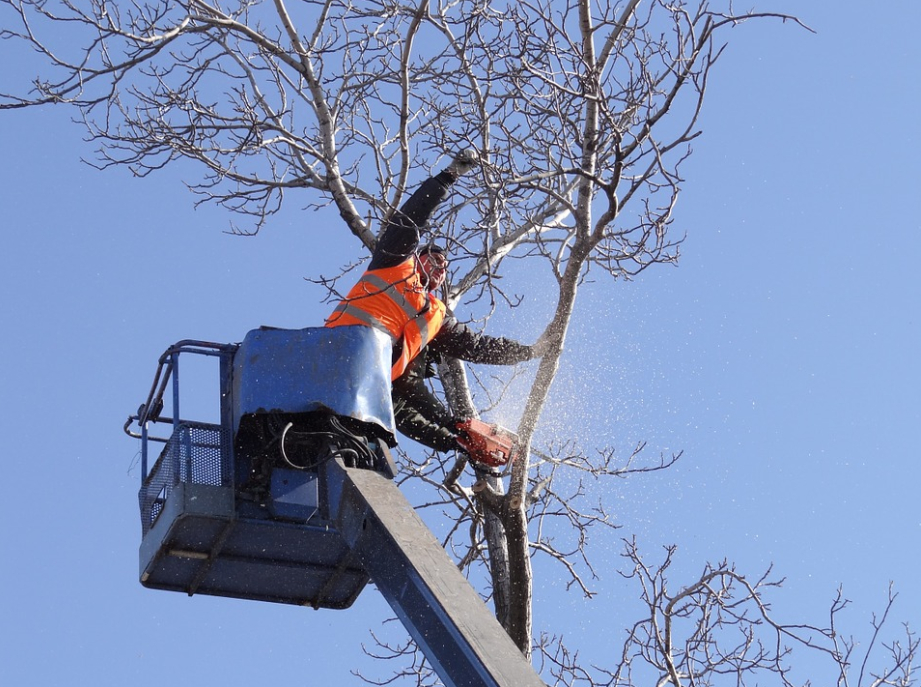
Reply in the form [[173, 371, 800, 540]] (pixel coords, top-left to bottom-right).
[[322, 458, 546, 687]]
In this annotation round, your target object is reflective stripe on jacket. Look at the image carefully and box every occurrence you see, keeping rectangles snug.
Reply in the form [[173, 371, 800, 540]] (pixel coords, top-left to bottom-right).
[[326, 258, 447, 380]]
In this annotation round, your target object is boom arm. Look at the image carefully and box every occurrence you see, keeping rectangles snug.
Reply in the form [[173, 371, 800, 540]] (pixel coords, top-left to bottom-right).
[[322, 457, 545, 687]]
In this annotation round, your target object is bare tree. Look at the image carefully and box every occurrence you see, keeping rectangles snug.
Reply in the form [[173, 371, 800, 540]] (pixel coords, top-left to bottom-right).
[[537, 540, 919, 687], [4, 1, 914, 685]]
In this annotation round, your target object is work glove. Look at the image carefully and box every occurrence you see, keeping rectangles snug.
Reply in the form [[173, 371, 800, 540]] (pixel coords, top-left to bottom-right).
[[454, 418, 473, 453], [444, 148, 480, 178], [531, 326, 562, 358]]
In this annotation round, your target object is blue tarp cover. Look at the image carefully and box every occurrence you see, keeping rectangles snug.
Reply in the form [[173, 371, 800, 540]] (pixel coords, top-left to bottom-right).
[[232, 326, 395, 445]]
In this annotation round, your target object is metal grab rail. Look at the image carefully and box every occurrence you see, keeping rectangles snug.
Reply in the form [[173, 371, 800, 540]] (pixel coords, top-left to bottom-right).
[[124, 340, 238, 480]]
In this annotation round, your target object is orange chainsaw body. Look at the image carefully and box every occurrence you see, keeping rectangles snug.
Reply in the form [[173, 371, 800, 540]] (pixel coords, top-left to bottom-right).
[[456, 418, 519, 468]]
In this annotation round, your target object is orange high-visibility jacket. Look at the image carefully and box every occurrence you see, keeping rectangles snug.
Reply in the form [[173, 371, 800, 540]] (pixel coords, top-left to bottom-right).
[[326, 257, 447, 380]]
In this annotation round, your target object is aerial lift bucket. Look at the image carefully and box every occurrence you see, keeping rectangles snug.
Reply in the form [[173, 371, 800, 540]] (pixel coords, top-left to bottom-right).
[[126, 326, 396, 609], [125, 325, 547, 687]]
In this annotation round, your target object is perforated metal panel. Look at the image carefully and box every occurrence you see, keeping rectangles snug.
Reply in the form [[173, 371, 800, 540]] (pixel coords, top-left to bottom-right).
[[138, 422, 228, 535]]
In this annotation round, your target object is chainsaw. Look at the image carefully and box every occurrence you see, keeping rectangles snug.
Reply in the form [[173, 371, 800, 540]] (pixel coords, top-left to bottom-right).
[[455, 418, 520, 472]]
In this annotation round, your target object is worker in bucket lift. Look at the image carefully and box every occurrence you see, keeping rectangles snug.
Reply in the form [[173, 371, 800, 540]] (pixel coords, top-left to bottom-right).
[[325, 149, 551, 454]]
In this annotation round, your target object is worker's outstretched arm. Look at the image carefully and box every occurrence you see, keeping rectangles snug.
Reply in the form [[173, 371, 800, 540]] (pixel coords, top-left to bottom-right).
[[429, 314, 538, 365], [369, 149, 479, 270]]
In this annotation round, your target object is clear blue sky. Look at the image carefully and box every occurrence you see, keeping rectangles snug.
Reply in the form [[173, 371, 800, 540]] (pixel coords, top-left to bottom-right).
[[1, 2, 918, 685]]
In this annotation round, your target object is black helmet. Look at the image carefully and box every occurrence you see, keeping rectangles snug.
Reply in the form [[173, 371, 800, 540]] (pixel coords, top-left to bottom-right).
[[420, 243, 447, 257]]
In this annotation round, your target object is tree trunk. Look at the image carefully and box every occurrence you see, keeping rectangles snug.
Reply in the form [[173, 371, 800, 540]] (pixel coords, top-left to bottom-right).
[[439, 357, 513, 630]]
